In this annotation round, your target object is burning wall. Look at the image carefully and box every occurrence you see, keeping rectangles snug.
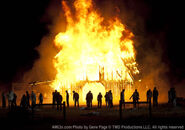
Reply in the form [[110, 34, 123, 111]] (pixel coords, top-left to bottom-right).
[[50, 0, 139, 104]]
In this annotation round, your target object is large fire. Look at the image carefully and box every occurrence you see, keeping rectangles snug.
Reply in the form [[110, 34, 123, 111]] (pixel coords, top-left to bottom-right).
[[50, 0, 139, 105]]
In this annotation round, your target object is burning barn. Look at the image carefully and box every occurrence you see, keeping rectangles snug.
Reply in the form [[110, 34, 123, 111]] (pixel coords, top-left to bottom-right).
[[13, 0, 140, 105], [49, 0, 139, 104]]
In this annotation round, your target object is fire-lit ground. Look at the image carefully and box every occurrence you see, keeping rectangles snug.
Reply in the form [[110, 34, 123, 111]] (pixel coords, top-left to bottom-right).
[[0, 104, 185, 130]]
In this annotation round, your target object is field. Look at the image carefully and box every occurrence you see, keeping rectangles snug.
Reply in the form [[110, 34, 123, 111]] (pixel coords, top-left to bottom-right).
[[0, 104, 185, 130]]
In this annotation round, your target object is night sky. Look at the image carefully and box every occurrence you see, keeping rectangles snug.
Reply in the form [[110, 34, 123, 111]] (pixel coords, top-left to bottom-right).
[[0, 0, 185, 88]]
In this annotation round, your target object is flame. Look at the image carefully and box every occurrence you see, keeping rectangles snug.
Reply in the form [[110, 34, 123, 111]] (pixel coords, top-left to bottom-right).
[[50, 0, 139, 105]]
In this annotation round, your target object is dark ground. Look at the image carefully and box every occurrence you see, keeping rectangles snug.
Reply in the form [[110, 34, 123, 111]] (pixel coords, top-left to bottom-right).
[[0, 104, 185, 130]]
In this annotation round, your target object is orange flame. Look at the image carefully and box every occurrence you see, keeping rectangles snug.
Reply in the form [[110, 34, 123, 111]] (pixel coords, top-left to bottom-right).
[[51, 0, 139, 105]]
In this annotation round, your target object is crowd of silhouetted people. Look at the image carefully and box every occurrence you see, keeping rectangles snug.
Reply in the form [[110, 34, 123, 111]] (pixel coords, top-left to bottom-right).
[[1, 86, 178, 110], [1, 90, 17, 109], [20, 91, 38, 110], [52, 90, 63, 110], [104, 90, 113, 108], [1, 90, 43, 111], [127, 87, 159, 108]]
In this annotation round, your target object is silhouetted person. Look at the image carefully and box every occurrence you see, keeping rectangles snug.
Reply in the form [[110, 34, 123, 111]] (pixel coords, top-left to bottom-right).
[[86, 91, 90, 108], [7, 90, 14, 109], [76, 92, 79, 107], [12, 93, 17, 107], [147, 89, 152, 103], [130, 89, 139, 108], [39, 93, 43, 105], [86, 91, 93, 108], [52, 90, 57, 105], [66, 90, 69, 107], [153, 87, 159, 107], [97, 92, 102, 108], [20, 94, 27, 108], [109, 90, 113, 108], [57, 92, 63, 110], [31, 91, 36, 110], [120, 89, 125, 102], [89, 91, 93, 108], [104, 92, 109, 108], [73, 91, 79, 107], [26, 91, 30, 108], [2, 92, 6, 108], [168, 87, 176, 107]]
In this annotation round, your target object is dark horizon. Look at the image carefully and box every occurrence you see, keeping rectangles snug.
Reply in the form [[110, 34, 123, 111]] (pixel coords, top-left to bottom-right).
[[0, 0, 185, 90]]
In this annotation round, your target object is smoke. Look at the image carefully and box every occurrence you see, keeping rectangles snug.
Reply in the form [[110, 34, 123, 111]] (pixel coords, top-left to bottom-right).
[[94, 0, 170, 102], [135, 39, 169, 102], [117, 0, 170, 102], [21, 0, 64, 83], [20, 0, 171, 102]]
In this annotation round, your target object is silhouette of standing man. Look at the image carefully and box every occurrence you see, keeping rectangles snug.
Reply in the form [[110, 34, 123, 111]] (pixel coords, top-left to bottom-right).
[[86, 91, 90, 108], [31, 91, 36, 110], [73, 91, 79, 107], [39, 93, 43, 105], [120, 89, 125, 102], [26, 91, 30, 108], [57, 92, 63, 110], [130, 89, 139, 108], [2, 92, 6, 108], [105, 92, 109, 108], [89, 91, 93, 108], [12, 93, 17, 107], [109, 90, 113, 108], [146, 89, 152, 103], [7, 90, 14, 109], [168, 87, 176, 107], [153, 87, 159, 107], [97, 92, 102, 108], [52, 90, 57, 105], [66, 90, 69, 107]]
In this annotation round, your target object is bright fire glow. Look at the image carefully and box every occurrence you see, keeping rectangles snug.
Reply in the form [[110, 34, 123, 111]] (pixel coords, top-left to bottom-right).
[[82, 83, 105, 103], [50, 0, 139, 105]]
